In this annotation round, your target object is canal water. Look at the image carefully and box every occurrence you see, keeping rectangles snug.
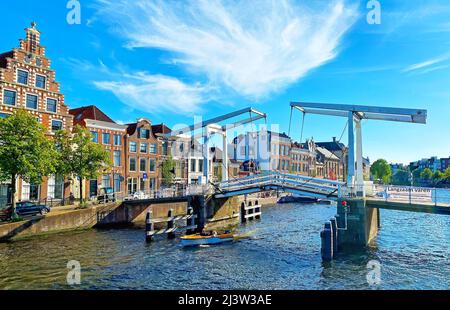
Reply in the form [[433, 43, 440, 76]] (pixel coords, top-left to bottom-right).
[[0, 203, 448, 290]]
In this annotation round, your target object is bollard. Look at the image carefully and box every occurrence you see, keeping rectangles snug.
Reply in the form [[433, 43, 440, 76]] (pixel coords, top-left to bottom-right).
[[186, 206, 195, 235], [240, 202, 247, 223], [320, 221, 333, 262], [145, 210, 154, 243], [167, 209, 176, 239], [330, 217, 338, 255]]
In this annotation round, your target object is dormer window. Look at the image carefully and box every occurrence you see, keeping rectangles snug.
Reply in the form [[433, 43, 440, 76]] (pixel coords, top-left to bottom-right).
[[139, 128, 150, 139], [17, 70, 29, 85]]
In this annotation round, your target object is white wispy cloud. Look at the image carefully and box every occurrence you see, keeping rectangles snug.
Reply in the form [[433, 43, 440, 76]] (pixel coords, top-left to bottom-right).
[[94, 73, 210, 114], [94, 0, 358, 99], [62, 58, 210, 115], [403, 53, 450, 72]]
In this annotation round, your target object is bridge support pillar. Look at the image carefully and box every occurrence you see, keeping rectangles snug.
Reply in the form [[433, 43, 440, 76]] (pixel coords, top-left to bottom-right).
[[336, 199, 379, 248]]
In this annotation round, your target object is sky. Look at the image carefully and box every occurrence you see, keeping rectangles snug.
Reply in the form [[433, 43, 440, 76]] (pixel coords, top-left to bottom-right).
[[1, 0, 450, 164]]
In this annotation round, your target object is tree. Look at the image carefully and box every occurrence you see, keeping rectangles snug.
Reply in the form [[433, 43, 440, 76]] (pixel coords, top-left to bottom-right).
[[444, 168, 450, 180], [161, 156, 176, 186], [370, 159, 392, 184], [391, 170, 410, 186], [55, 125, 111, 202], [420, 168, 433, 180], [0, 110, 58, 216]]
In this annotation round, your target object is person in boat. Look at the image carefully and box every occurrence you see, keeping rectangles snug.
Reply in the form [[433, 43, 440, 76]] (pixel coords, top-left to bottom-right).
[[200, 229, 212, 236]]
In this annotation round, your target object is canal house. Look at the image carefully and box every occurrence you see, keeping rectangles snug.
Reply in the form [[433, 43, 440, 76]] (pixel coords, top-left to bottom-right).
[[0, 22, 73, 205]]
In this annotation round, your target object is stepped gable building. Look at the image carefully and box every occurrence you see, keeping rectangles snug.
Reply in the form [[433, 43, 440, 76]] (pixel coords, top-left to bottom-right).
[[0, 23, 73, 204], [69, 105, 127, 199]]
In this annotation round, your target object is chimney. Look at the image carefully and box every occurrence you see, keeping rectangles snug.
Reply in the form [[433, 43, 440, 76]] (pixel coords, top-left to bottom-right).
[[332, 137, 337, 142]]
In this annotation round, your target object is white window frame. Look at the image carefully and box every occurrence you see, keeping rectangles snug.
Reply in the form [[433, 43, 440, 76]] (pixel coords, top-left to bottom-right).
[[45, 96, 58, 113], [51, 119, 63, 132], [35, 74, 47, 89], [2, 88, 17, 106], [16, 68, 29, 85], [25, 93, 39, 110]]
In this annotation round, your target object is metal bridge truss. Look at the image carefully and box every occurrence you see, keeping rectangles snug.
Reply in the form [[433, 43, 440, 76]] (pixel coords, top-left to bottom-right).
[[213, 172, 346, 200]]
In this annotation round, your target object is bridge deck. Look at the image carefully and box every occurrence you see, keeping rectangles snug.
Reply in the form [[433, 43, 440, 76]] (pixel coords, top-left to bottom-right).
[[366, 198, 450, 215]]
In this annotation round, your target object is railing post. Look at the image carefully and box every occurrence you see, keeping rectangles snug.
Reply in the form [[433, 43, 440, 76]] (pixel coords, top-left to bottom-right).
[[434, 188, 437, 206], [409, 186, 412, 204]]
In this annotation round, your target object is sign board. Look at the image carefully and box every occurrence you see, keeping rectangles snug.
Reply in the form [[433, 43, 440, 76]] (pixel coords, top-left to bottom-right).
[[143, 173, 148, 180], [376, 185, 432, 201]]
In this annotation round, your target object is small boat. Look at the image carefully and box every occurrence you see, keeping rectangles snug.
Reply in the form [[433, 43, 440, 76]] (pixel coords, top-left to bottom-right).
[[277, 196, 319, 204], [181, 232, 234, 247]]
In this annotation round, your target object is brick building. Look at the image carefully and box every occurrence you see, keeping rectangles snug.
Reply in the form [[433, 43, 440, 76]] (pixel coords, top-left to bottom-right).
[[0, 23, 73, 205], [124, 119, 165, 195], [69, 105, 127, 199]]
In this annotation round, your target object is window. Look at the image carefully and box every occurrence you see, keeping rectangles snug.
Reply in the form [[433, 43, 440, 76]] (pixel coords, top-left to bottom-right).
[[46, 98, 57, 112], [129, 158, 136, 171], [149, 159, 156, 172], [140, 143, 148, 153], [0, 113, 10, 119], [102, 133, 110, 144], [198, 159, 204, 173], [102, 175, 110, 188], [3, 90, 16, 106], [150, 144, 157, 154], [113, 151, 121, 167], [17, 70, 28, 85], [26, 94, 38, 109], [140, 178, 146, 191], [36, 75, 46, 89], [140, 158, 146, 172], [162, 141, 168, 156], [113, 174, 121, 192], [113, 134, 121, 146], [47, 175, 63, 199], [127, 178, 138, 194], [139, 128, 149, 139], [51, 120, 63, 132], [190, 159, 196, 172], [129, 142, 137, 153], [91, 131, 98, 143]]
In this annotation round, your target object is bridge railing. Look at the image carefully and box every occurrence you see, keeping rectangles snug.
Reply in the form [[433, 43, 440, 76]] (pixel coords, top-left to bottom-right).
[[372, 185, 450, 206], [216, 171, 346, 198]]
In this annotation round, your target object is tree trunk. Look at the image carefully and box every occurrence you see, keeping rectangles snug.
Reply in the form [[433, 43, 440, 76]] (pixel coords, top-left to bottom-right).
[[79, 177, 83, 203], [11, 173, 17, 219]]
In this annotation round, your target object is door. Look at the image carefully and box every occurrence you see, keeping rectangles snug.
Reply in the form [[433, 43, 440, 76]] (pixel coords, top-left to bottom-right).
[[89, 180, 98, 198]]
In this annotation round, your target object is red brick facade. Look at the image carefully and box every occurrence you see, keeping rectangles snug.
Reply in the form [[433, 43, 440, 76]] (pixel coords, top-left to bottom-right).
[[0, 23, 73, 204]]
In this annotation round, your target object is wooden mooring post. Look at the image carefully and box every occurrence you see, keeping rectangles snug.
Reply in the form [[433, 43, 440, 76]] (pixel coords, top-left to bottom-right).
[[145, 207, 197, 242], [241, 201, 262, 223]]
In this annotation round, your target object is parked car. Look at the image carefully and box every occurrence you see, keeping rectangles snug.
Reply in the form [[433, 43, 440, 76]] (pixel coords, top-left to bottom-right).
[[15, 201, 51, 216], [97, 187, 116, 204], [124, 191, 150, 201], [0, 206, 12, 221]]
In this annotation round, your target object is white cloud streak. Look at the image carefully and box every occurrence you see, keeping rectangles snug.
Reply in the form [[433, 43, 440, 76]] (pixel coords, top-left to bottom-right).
[[94, 73, 210, 114], [62, 58, 210, 115], [403, 53, 450, 72], [94, 0, 358, 99]]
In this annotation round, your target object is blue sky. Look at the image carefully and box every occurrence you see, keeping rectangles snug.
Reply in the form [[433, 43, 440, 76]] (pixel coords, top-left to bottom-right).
[[2, 0, 450, 164]]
